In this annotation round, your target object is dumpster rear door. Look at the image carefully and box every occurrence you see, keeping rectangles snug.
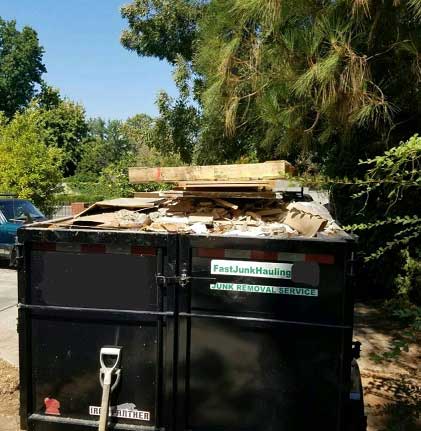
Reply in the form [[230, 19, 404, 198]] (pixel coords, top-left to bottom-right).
[[177, 235, 354, 431], [18, 229, 178, 431]]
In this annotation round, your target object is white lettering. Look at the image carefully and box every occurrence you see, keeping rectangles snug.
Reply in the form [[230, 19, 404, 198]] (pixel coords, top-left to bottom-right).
[[89, 406, 150, 421]]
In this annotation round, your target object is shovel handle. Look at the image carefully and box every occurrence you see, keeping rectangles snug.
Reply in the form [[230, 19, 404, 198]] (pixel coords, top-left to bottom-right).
[[98, 381, 111, 431]]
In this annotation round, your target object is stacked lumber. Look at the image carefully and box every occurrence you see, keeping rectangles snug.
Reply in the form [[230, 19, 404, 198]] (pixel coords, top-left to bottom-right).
[[134, 190, 278, 199], [129, 160, 294, 190]]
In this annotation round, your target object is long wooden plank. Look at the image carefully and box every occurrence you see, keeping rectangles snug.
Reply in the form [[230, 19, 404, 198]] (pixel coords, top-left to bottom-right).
[[177, 181, 271, 185], [153, 190, 278, 199], [129, 161, 293, 183], [176, 180, 275, 190]]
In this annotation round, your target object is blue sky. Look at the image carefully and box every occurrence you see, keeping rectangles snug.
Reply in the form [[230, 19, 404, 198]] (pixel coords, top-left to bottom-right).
[[1, 0, 178, 120]]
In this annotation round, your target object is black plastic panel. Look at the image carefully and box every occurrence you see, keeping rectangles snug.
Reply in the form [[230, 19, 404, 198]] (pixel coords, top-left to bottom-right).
[[30, 251, 158, 311]]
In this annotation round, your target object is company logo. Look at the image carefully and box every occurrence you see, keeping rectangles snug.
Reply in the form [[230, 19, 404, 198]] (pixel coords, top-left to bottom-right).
[[211, 259, 292, 279]]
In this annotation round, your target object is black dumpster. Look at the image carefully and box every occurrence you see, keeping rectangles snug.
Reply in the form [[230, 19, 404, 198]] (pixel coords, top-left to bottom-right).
[[17, 225, 364, 431]]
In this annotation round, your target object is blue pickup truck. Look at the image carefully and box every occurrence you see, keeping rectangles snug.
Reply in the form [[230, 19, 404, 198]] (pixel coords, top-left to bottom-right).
[[0, 196, 46, 264]]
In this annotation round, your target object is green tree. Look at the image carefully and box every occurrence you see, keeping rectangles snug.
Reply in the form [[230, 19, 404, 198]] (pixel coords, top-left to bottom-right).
[[77, 118, 134, 177], [195, 0, 421, 167], [123, 113, 185, 166], [121, 1, 421, 166], [151, 56, 200, 163], [35, 88, 88, 176], [121, 3, 203, 163], [120, 0, 206, 63], [0, 109, 63, 214], [0, 18, 46, 118]]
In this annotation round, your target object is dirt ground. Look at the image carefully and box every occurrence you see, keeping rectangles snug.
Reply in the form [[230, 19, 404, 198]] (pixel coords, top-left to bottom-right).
[[0, 303, 419, 431], [354, 304, 420, 431], [0, 358, 19, 430]]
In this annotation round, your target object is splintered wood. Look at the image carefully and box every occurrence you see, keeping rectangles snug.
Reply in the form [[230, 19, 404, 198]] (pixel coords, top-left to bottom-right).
[[40, 196, 349, 239]]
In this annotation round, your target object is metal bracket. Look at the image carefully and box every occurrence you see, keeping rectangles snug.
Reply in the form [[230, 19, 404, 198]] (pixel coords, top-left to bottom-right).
[[346, 251, 357, 277], [12, 240, 24, 268], [352, 341, 361, 359]]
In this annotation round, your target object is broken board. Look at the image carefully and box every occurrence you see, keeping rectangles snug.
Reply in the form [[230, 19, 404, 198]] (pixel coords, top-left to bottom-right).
[[75, 197, 164, 218]]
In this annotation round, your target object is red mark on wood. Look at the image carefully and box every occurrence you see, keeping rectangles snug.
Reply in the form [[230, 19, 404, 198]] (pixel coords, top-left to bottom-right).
[[155, 167, 161, 181]]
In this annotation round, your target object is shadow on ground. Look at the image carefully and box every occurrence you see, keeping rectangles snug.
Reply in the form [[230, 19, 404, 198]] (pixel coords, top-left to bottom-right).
[[0, 259, 12, 269], [362, 372, 420, 431], [354, 303, 420, 431]]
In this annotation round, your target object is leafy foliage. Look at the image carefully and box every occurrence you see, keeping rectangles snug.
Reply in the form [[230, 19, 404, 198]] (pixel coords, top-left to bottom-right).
[[36, 91, 88, 176], [151, 56, 200, 163], [346, 135, 421, 360], [0, 110, 63, 214], [69, 112, 181, 201], [0, 18, 46, 118], [77, 118, 134, 177], [346, 135, 421, 261], [120, 0, 206, 63], [121, 1, 421, 167], [123, 113, 185, 167], [193, 0, 421, 166]]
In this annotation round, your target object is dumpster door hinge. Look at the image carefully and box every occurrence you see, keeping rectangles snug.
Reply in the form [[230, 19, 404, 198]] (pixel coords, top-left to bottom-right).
[[346, 251, 357, 277], [14, 240, 24, 268]]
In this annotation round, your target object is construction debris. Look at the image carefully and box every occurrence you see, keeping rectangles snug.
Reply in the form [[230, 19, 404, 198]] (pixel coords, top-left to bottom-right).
[[40, 194, 351, 240], [284, 202, 331, 237]]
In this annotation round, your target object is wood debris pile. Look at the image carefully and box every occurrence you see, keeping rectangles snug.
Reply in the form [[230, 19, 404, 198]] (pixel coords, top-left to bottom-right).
[[41, 161, 351, 239], [46, 196, 349, 239]]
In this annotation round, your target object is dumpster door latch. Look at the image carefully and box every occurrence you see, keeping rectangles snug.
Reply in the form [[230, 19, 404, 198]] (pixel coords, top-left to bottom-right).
[[178, 268, 189, 287], [156, 268, 190, 288], [156, 269, 216, 288]]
